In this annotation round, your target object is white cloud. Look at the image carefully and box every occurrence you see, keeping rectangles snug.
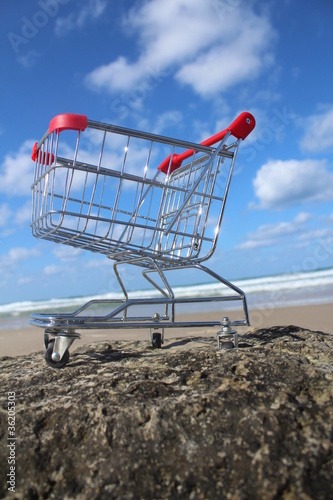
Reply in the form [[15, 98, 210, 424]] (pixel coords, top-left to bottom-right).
[[0, 204, 12, 227], [17, 50, 41, 69], [300, 105, 333, 152], [0, 247, 40, 274], [0, 228, 15, 239], [18, 276, 33, 285], [153, 111, 183, 134], [14, 201, 31, 226], [85, 0, 276, 96], [175, 13, 274, 95], [0, 140, 35, 197], [298, 227, 333, 241], [251, 159, 333, 209], [236, 212, 312, 250], [55, 0, 107, 36], [53, 246, 85, 262], [8, 247, 39, 261], [44, 265, 62, 276]]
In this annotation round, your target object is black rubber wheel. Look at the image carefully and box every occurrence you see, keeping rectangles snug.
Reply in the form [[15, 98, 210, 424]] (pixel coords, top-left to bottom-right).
[[152, 332, 162, 348], [45, 340, 70, 369]]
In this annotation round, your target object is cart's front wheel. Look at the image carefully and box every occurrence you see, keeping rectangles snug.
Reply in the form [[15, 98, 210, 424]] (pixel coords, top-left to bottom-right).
[[152, 332, 162, 348], [45, 340, 70, 369]]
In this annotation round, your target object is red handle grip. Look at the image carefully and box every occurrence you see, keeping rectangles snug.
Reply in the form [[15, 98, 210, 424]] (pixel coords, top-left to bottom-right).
[[158, 111, 255, 174], [48, 113, 88, 134], [31, 113, 88, 164], [31, 142, 55, 164]]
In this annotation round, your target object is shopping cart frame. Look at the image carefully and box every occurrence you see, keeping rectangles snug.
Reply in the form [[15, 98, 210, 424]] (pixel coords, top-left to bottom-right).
[[30, 111, 255, 367]]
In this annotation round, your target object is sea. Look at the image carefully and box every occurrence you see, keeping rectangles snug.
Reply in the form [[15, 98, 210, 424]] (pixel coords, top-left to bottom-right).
[[1, 267, 333, 331]]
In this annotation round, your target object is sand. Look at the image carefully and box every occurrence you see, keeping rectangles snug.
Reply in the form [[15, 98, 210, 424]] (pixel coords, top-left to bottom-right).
[[0, 302, 332, 358]]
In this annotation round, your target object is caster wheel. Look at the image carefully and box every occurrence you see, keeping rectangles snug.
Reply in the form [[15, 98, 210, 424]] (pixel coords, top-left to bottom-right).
[[220, 340, 234, 350], [45, 340, 70, 369], [152, 332, 162, 348]]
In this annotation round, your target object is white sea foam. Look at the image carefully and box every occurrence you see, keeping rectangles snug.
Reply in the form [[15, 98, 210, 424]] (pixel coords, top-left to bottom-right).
[[1, 267, 333, 320]]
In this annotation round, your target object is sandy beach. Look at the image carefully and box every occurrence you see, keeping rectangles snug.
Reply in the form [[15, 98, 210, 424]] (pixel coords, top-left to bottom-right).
[[0, 302, 332, 357]]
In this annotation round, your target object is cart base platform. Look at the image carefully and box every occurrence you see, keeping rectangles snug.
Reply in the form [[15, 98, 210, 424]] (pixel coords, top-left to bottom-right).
[[31, 292, 249, 368]]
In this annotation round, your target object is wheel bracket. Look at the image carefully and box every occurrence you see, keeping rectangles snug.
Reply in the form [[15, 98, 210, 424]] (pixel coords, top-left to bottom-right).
[[51, 336, 76, 362]]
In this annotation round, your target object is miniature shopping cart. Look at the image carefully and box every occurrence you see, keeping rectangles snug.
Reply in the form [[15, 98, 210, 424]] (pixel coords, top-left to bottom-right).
[[30, 111, 255, 367]]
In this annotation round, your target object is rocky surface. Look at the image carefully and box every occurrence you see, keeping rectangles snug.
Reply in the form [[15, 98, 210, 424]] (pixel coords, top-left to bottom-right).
[[1, 326, 333, 499]]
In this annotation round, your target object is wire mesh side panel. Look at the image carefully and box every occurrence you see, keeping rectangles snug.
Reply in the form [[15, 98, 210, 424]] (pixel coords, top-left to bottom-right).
[[31, 123, 235, 264], [31, 129, 154, 253], [152, 153, 226, 261]]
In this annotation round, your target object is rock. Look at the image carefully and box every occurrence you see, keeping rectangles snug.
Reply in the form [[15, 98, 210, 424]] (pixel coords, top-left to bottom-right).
[[0, 326, 333, 499]]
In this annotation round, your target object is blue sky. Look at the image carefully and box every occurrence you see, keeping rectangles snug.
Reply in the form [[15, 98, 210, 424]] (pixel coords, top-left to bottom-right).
[[1, 0, 333, 304]]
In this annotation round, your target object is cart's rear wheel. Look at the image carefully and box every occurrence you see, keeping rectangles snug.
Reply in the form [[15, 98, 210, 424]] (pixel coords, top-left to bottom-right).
[[152, 332, 162, 348], [45, 340, 70, 369]]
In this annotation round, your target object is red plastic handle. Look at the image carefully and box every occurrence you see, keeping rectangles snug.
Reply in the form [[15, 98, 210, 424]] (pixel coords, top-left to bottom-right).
[[31, 114, 88, 164], [158, 111, 255, 174], [31, 142, 55, 164], [49, 113, 88, 134]]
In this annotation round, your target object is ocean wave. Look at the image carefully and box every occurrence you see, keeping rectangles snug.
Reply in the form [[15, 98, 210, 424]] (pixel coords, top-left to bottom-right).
[[1, 267, 333, 317]]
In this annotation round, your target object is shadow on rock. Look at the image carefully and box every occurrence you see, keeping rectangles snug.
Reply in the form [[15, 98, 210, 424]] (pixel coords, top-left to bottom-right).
[[245, 325, 306, 343], [68, 345, 142, 367]]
